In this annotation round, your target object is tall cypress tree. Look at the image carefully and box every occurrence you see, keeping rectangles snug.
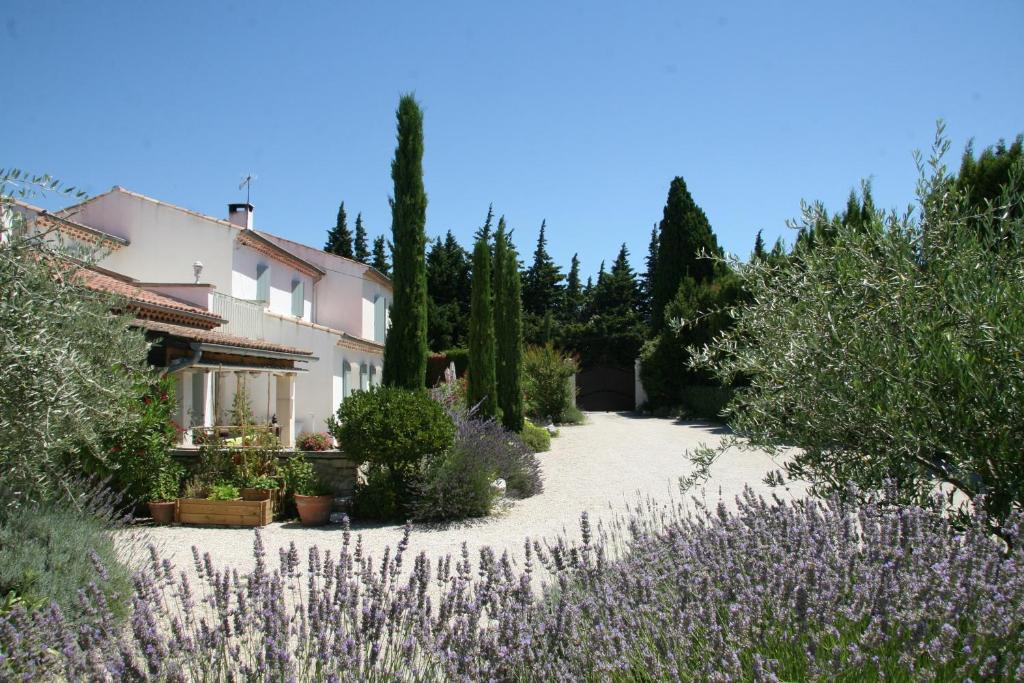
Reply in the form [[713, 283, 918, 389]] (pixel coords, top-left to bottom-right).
[[752, 229, 767, 261], [325, 201, 354, 258], [382, 94, 428, 389], [563, 253, 583, 322], [493, 218, 524, 431], [468, 238, 497, 418], [353, 213, 370, 263], [521, 219, 564, 316], [651, 176, 722, 331], [576, 243, 644, 366], [371, 235, 391, 277]]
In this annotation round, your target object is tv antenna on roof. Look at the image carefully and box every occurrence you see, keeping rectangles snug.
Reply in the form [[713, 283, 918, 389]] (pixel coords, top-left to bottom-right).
[[239, 173, 257, 205]]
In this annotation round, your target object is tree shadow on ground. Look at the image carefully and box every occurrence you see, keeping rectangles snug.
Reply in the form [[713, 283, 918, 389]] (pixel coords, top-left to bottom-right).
[[609, 411, 732, 436]]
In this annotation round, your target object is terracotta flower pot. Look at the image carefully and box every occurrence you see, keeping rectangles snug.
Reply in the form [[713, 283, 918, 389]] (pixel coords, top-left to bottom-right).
[[148, 500, 176, 525], [294, 494, 333, 526]]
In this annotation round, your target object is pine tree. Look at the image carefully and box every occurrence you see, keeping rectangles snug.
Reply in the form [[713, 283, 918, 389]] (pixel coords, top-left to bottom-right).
[[382, 94, 429, 389], [574, 244, 645, 367], [426, 230, 471, 351], [493, 218, 524, 432], [325, 201, 355, 258], [521, 220, 564, 316], [474, 204, 495, 244], [353, 213, 370, 263], [371, 235, 391, 277], [752, 229, 767, 261], [651, 176, 722, 331], [563, 253, 583, 322], [639, 225, 658, 322], [468, 238, 497, 418]]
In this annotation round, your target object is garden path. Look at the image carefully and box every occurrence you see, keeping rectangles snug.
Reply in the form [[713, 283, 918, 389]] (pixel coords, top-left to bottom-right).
[[125, 412, 807, 577]]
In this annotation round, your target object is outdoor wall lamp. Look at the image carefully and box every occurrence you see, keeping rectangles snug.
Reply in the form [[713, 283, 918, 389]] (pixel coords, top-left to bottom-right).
[[193, 260, 204, 283]]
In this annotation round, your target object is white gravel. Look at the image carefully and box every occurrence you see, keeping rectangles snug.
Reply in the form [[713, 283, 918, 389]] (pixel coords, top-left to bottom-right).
[[125, 412, 807, 575]]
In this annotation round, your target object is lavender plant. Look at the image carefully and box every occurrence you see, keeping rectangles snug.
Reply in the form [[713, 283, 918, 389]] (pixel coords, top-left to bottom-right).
[[2, 490, 1022, 681]]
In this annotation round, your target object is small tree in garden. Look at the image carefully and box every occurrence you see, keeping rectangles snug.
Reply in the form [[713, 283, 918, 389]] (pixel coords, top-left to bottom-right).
[[493, 218, 524, 432], [382, 94, 429, 389], [467, 237, 497, 418], [690, 126, 1024, 534], [0, 170, 162, 498], [523, 344, 578, 423]]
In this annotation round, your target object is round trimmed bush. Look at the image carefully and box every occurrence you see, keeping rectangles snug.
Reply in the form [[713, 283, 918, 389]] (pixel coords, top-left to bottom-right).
[[329, 386, 455, 471]]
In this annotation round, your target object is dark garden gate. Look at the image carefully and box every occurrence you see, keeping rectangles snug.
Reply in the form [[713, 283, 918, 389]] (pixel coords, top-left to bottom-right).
[[575, 364, 635, 412]]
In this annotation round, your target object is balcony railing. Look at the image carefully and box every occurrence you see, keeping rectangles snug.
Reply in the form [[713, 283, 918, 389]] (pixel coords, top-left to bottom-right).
[[210, 292, 265, 339]]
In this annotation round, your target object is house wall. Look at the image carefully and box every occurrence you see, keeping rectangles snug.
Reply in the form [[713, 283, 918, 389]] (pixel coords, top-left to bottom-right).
[[57, 188, 386, 441], [258, 232, 391, 340]]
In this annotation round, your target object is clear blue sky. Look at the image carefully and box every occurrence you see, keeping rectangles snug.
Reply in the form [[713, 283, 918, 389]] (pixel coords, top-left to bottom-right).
[[4, 1, 1022, 279]]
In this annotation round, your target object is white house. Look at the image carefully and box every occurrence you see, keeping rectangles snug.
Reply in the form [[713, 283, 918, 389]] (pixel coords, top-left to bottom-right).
[[22, 187, 391, 448]]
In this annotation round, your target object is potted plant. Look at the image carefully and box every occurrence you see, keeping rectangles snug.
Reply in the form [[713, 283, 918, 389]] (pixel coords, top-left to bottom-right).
[[177, 481, 273, 527], [241, 473, 282, 514], [283, 454, 333, 525], [147, 463, 184, 525]]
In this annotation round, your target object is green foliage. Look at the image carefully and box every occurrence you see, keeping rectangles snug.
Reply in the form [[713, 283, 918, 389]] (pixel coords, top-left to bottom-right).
[[956, 133, 1023, 221], [281, 454, 317, 497], [148, 462, 184, 502], [208, 483, 240, 501], [371, 235, 391, 277], [427, 231, 471, 351], [521, 219, 564, 319], [93, 376, 179, 503], [324, 201, 354, 258], [639, 225, 658, 323], [558, 404, 586, 425], [412, 447, 497, 522], [1, 174, 157, 497], [230, 375, 255, 428], [523, 344, 579, 423], [640, 270, 745, 409], [0, 485, 132, 623], [296, 432, 333, 451], [692, 127, 1024, 532], [678, 385, 735, 421], [382, 94, 429, 389], [651, 176, 723, 331], [351, 464, 400, 521], [353, 213, 370, 263], [567, 243, 646, 367], [329, 385, 455, 471], [519, 420, 551, 453], [562, 253, 583, 323], [468, 238, 497, 418], [493, 219, 525, 432]]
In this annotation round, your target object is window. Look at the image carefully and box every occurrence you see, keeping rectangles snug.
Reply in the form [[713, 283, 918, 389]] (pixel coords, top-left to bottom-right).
[[256, 263, 270, 302], [374, 295, 387, 342], [360, 362, 369, 391], [291, 278, 304, 317], [343, 361, 353, 398]]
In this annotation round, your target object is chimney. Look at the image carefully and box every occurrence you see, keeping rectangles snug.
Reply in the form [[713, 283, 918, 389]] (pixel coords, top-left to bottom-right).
[[227, 202, 254, 229]]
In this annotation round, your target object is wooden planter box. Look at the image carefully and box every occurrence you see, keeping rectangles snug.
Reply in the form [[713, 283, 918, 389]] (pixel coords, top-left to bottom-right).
[[175, 498, 272, 527]]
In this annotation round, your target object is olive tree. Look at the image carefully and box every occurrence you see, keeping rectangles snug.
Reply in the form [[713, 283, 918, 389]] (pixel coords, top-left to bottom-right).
[[1, 170, 157, 497], [689, 128, 1024, 534]]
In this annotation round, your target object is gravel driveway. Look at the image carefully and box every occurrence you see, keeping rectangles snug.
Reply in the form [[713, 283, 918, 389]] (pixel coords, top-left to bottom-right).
[[127, 412, 806, 575]]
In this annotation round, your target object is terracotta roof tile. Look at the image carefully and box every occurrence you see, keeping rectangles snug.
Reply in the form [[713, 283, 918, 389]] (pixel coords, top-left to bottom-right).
[[75, 268, 224, 326], [135, 319, 314, 357]]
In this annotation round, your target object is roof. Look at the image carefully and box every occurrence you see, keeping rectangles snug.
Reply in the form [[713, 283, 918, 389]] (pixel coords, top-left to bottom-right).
[[338, 332, 385, 354], [236, 229, 325, 279], [7, 198, 128, 247], [135, 319, 314, 357], [256, 230, 393, 289], [75, 267, 225, 329]]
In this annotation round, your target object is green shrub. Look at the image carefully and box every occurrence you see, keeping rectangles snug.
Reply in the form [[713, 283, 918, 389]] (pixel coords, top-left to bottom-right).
[[296, 432, 333, 451], [412, 447, 497, 522], [558, 404, 586, 425], [208, 483, 240, 500], [679, 385, 734, 422], [523, 343, 579, 423], [519, 420, 551, 453], [691, 129, 1024, 532], [328, 386, 455, 472], [0, 482, 133, 623], [352, 464, 401, 521], [148, 462, 184, 502]]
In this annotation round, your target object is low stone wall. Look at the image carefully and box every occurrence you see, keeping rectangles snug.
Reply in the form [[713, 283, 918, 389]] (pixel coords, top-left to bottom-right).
[[170, 449, 359, 499]]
